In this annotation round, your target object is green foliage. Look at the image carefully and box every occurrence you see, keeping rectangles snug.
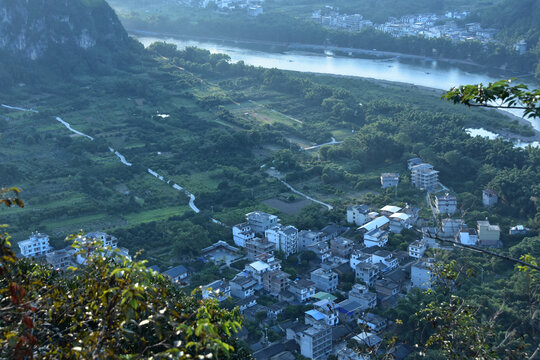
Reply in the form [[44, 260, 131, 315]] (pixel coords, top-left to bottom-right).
[[0, 233, 249, 358], [443, 79, 540, 119]]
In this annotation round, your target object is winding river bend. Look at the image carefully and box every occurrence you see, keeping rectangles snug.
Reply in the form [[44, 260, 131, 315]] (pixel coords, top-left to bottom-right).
[[136, 35, 540, 133]]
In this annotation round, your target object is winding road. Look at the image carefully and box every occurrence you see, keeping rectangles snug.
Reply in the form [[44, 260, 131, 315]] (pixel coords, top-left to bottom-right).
[[302, 137, 342, 151]]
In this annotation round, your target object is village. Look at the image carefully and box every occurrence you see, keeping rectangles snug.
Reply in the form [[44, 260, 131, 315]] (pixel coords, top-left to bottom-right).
[[16, 156, 532, 360]]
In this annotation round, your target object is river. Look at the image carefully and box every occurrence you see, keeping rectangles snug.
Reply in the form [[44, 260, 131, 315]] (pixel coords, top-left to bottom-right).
[[135, 35, 540, 133]]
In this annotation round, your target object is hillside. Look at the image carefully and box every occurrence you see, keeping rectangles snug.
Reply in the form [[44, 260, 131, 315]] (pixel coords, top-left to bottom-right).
[[0, 0, 139, 83]]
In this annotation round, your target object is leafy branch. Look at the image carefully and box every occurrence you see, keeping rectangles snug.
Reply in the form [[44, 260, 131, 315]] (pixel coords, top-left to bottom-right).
[[442, 79, 540, 119]]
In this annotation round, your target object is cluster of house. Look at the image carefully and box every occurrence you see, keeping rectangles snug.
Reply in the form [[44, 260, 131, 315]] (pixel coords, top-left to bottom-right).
[[199, 0, 264, 16], [310, 8, 525, 48], [16, 231, 130, 269], [165, 209, 436, 359], [148, 157, 520, 359]]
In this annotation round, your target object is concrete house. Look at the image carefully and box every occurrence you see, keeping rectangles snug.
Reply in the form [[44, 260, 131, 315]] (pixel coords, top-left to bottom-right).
[[18, 232, 53, 258], [298, 230, 324, 251], [477, 220, 501, 247], [408, 240, 427, 259], [436, 193, 457, 214], [45, 248, 76, 269], [346, 204, 371, 226], [364, 228, 389, 248], [358, 313, 387, 333], [202, 279, 231, 302], [311, 268, 339, 292], [348, 284, 377, 310], [246, 211, 279, 234], [482, 189, 498, 207], [389, 212, 411, 234], [458, 227, 478, 246], [374, 278, 400, 301], [288, 324, 332, 360], [380, 173, 399, 188], [371, 250, 398, 272], [330, 237, 354, 258], [163, 265, 189, 284], [232, 222, 255, 247], [411, 258, 435, 290], [229, 274, 257, 299], [306, 299, 339, 327], [440, 218, 465, 240], [289, 279, 316, 302], [307, 241, 332, 262], [355, 263, 380, 286], [245, 236, 275, 260], [411, 163, 439, 191], [350, 250, 371, 270], [265, 225, 298, 256], [263, 270, 291, 296]]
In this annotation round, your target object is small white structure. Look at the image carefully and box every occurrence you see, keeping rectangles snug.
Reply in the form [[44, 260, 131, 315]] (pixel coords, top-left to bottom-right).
[[18, 232, 53, 258], [408, 240, 427, 258], [380, 173, 399, 188], [482, 189, 498, 207], [346, 204, 370, 226]]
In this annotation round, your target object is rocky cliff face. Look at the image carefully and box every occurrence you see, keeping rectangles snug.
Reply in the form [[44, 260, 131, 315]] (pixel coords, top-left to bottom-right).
[[0, 0, 129, 60]]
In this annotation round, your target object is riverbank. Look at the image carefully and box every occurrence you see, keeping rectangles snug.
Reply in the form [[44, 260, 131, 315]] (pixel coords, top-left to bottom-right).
[[130, 29, 532, 76]]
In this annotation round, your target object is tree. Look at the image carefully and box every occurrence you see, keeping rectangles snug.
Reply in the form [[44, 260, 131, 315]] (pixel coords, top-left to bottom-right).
[[0, 189, 251, 359], [443, 79, 540, 119]]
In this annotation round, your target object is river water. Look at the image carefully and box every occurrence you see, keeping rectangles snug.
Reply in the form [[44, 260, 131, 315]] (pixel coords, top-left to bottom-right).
[[136, 35, 540, 133]]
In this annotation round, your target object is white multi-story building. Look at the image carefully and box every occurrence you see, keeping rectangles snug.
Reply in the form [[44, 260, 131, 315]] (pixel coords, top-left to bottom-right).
[[246, 211, 279, 234], [265, 225, 298, 256], [346, 204, 371, 226], [411, 163, 439, 191], [296, 324, 333, 360], [18, 232, 53, 258], [408, 240, 427, 258], [232, 222, 255, 247]]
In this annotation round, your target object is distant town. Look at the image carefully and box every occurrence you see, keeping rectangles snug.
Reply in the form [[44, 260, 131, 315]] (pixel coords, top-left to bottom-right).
[[17, 157, 530, 360]]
